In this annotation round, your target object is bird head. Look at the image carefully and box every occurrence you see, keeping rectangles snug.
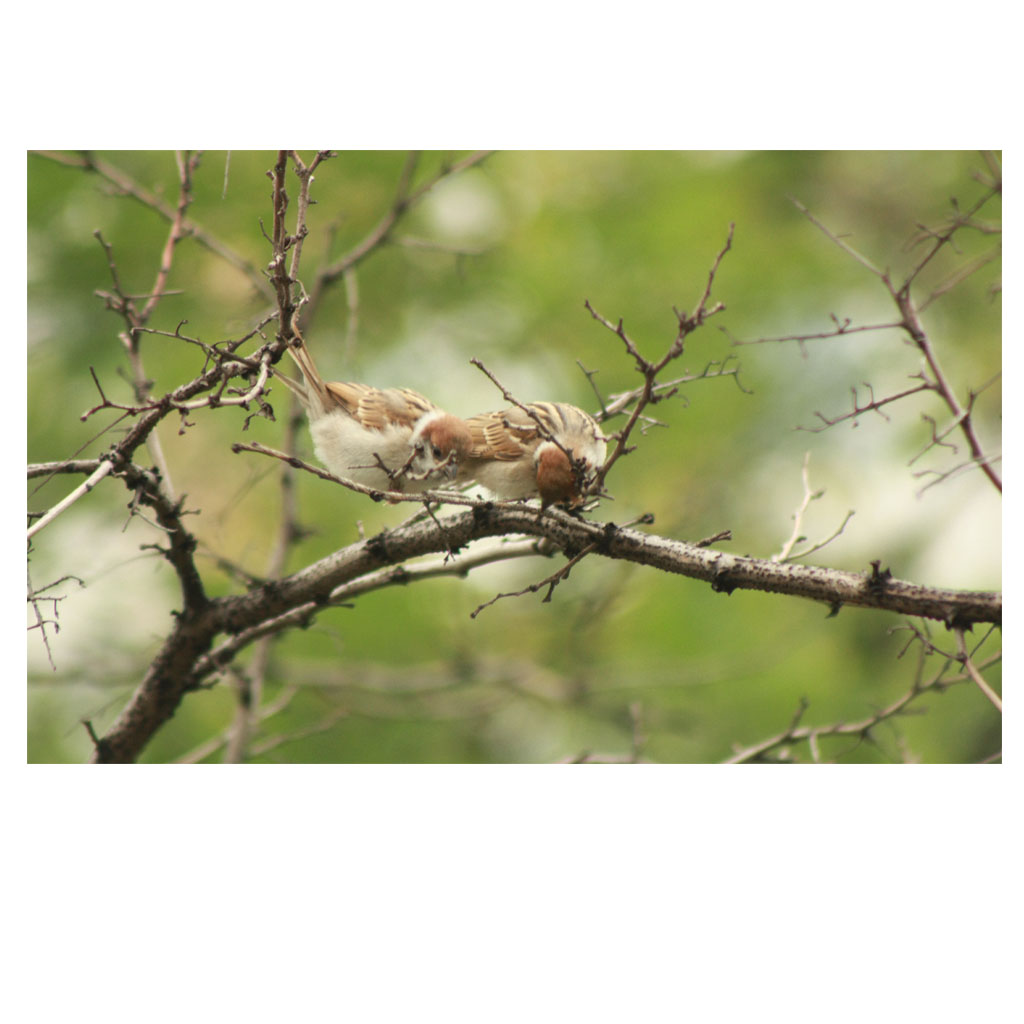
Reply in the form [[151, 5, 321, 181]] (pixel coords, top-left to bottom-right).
[[410, 413, 474, 482]]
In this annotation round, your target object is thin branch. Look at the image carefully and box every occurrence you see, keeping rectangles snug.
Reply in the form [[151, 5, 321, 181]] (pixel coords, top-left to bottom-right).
[[909, 411, 963, 466], [918, 245, 1002, 313], [138, 150, 200, 325], [953, 627, 1002, 712], [586, 224, 733, 495], [600, 357, 749, 422], [771, 453, 853, 563], [27, 460, 115, 541], [177, 684, 305, 764], [470, 542, 599, 618], [247, 706, 351, 759], [725, 647, 1001, 764], [727, 318, 904, 348], [302, 151, 494, 331], [773, 453, 819, 562], [27, 566, 84, 671], [902, 182, 1001, 293], [287, 150, 334, 285], [790, 198, 884, 277], [786, 183, 1001, 494], [30, 150, 274, 300], [789, 511, 855, 562], [232, 440, 488, 508], [891, 283, 1001, 493], [798, 380, 934, 432], [913, 452, 1002, 497], [93, 219, 183, 498], [171, 354, 272, 411]]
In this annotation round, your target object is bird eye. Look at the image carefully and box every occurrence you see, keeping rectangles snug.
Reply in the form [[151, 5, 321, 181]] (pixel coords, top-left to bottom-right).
[[432, 445, 443, 460]]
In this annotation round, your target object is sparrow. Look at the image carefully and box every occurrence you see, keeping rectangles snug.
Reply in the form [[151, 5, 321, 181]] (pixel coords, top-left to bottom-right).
[[275, 337, 473, 493], [460, 401, 607, 507]]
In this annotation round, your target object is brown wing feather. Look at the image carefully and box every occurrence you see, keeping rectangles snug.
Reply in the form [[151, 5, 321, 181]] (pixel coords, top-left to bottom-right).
[[392, 387, 439, 420], [323, 381, 437, 431], [321, 381, 371, 417], [467, 409, 540, 460]]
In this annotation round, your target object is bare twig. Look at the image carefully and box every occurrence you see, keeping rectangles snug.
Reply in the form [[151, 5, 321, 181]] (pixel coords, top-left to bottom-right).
[[26, 567, 84, 671], [587, 224, 734, 495], [247, 706, 351, 759], [727, 319, 904, 348], [30, 150, 274, 299], [177, 684, 305, 764], [302, 151, 494, 331], [798, 380, 934, 432], [772, 453, 854, 563], [773, 453, 820, 562], [600, 357, 749, 422], [789, 178, 1001, 494], [470, 542, 599, 618], [27, 460, 115, 541], [919, 246, 1002, 312], [913, 451, 1002, 497], [138, 150, 200, 326], [891, 281, 1001, 492], [737, 173, 1001, 497], [789, 512, 855, 562], [725, 646, 1001, 764], [791, 198, 884, 277], [953, 627, 1002, 713], [232, 440, 490, 509]]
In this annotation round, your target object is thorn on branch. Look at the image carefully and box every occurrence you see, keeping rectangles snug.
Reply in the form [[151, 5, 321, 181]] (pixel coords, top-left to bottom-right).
[[867, 560, 892, 598], [82, 719, 112, 759], [710, 565, 737, 595], [576, 359, 608, 418]]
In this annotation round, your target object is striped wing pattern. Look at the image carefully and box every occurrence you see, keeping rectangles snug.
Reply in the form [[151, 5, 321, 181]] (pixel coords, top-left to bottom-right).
[[467, 402, 601, 460], [281, 340, 437, 432], [323, 381, 438, 432]]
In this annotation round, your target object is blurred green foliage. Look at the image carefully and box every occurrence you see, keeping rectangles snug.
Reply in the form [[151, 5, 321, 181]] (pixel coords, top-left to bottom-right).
[[27, 151, 1001, 762]]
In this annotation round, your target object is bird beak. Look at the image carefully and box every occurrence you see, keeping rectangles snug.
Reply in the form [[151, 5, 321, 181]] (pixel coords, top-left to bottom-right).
[[443, 461, 459, 481]]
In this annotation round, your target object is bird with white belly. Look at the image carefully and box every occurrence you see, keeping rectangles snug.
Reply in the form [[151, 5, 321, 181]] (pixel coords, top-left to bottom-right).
[[460, 401, 607, 508], [275, 335, 473, 493]]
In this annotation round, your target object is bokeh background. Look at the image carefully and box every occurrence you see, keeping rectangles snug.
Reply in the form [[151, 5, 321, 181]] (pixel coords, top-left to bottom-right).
[[27, 150, 1001, 762]]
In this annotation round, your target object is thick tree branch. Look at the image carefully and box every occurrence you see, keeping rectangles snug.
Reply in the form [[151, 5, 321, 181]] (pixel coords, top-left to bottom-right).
[[89, 503, 1001, 762]]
